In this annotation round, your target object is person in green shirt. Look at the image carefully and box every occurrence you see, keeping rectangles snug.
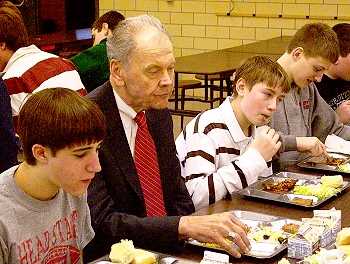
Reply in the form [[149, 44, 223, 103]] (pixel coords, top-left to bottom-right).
[[71, 11, 125, 92]]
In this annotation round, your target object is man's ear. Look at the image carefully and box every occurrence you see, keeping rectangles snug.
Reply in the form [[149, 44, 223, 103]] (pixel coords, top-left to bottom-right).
[[235, 78, 247, 97], [102, 23, 109, 36], [333, 56, 340, 65], [32, 144, 50, 164], [291, 47, 304, 61], [110, 59, 125, 87]]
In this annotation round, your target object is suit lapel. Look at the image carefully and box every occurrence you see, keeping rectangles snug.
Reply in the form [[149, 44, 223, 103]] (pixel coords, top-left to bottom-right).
[[101, 84, 144, 200]]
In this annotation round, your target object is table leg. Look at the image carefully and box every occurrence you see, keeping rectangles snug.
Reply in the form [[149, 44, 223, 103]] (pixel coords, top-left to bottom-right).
[[174, 72, 179, 110]]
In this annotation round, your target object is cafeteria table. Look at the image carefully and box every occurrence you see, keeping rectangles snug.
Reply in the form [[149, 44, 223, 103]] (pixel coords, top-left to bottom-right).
[[172, 36, 290, 119]]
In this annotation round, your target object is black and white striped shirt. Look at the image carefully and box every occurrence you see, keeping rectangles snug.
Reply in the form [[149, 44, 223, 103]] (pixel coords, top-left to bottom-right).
[[175, 97, 272, 210]]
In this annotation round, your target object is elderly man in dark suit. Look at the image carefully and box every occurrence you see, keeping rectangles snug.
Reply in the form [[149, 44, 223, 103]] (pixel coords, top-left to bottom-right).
[[84, 14, 250, 262]]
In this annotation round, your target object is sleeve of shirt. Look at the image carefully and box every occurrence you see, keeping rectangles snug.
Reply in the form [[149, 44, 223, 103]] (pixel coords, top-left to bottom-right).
[[278, 133, 298, 152], [310, 84, 350, 142], [176, 131, 267, 210], [0, 234, 8, 264]]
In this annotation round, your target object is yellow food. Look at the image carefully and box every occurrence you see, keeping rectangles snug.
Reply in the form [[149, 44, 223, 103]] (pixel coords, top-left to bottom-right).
[[133, 249, 156, 264], [321, 175, 343, 188], [109, 240, 135, 264], [109, 240, 156, 264], [338, 245, 350, 256], [336, 228, 350, 246]]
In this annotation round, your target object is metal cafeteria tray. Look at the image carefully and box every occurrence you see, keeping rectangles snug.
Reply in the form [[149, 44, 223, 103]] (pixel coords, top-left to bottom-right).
[[188, 210, 300, 259], [238, 172, 350, 208], [297, 152, 350, 174]]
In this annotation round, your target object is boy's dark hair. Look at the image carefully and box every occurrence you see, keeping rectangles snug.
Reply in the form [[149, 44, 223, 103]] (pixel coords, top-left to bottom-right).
[[287, 23, 339, 64], [17, 88, 106, 165], [232, 56, 290, 96], [92, 11, 125, 32], [333, 23, 350, 57], [0, 1, 29, 52]]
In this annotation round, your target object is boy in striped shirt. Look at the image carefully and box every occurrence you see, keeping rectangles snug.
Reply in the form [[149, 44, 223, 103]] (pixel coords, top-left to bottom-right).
[[176, 56, 290, 210]]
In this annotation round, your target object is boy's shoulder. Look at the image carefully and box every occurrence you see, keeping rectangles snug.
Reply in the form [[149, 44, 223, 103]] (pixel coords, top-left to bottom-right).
[[0, 165, 18, 192], [185, 98, 234, 135]]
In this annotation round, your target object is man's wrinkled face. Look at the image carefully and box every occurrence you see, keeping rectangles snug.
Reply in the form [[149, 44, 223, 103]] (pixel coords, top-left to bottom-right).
[[112, 28, 175, 112]]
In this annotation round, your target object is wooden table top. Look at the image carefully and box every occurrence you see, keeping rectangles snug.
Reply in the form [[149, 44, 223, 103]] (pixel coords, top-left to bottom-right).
[[223, 36, 292, 55], [174, 36, 290, 75], [175, 51, 280, 75]]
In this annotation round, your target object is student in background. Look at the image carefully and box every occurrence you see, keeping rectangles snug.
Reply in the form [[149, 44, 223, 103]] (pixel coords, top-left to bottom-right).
[[71, 11, 125, 92], [0, 1, 86, 121], [176, 56, 290, 210], [272, 22, 350, 167], [0, 77, 18, 173], [316, 23, 350, 124], [0, 88, 106, 263]]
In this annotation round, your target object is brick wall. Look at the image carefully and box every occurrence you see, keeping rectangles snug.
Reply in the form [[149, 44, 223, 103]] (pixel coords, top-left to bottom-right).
[[99, 0, 350, 57]]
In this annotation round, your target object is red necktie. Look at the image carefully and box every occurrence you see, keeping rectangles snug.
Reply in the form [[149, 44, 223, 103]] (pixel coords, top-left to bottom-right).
[[134, 112, 166, 217]]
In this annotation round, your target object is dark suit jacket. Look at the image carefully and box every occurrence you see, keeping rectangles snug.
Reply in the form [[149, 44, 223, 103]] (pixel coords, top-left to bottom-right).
[[84, 81, 194, 262]]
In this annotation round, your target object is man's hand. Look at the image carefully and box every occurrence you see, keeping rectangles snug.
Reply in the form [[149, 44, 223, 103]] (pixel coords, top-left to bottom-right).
[[178, 212, 251, 258], [250, 126, 281, 161], [296, 136, 327, 156], [336, 100, 350, 124]]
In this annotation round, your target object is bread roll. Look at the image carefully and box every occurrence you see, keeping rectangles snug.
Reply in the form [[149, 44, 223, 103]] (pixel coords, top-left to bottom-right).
[[336, 227, 350, 246], [109, 240, 135, 264], [321, 175, 343, 188]]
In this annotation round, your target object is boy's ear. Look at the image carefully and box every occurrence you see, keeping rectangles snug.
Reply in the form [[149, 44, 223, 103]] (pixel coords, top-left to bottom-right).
[[0, 42, 6, 50], [291, 47, 304, 61], [235, 78, 247, 97], [110, 59, 126, 87], [32, 144, 49, 164]]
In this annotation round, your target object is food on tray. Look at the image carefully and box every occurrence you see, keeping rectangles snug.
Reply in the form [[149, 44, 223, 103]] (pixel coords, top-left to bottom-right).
[[303, 248, 347, 264], [339, 163, 350, 173], [282, 223, 300, 234], [337, 227, 350, 256], [337, 227, 350, 246], [293, 184, 339, 200], [325, 156, 347, 166], [290, 197, 314, 206], [277, 258, 290, 264], [109, 240, 156, 264], [133, 249, 156, 264], [321, 175, 343, 188], [338, 245, 350, 256], [199, 222, 288, 254], [308, 155, 347, 166], [263, 178, 297, 193], [110, 240, 135, 264], [249, 226, 287, 244]]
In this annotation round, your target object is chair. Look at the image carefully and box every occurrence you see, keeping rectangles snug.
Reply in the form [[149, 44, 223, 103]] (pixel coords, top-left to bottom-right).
[[169, 79, 202, 129], [194, 74, 233, 108]]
